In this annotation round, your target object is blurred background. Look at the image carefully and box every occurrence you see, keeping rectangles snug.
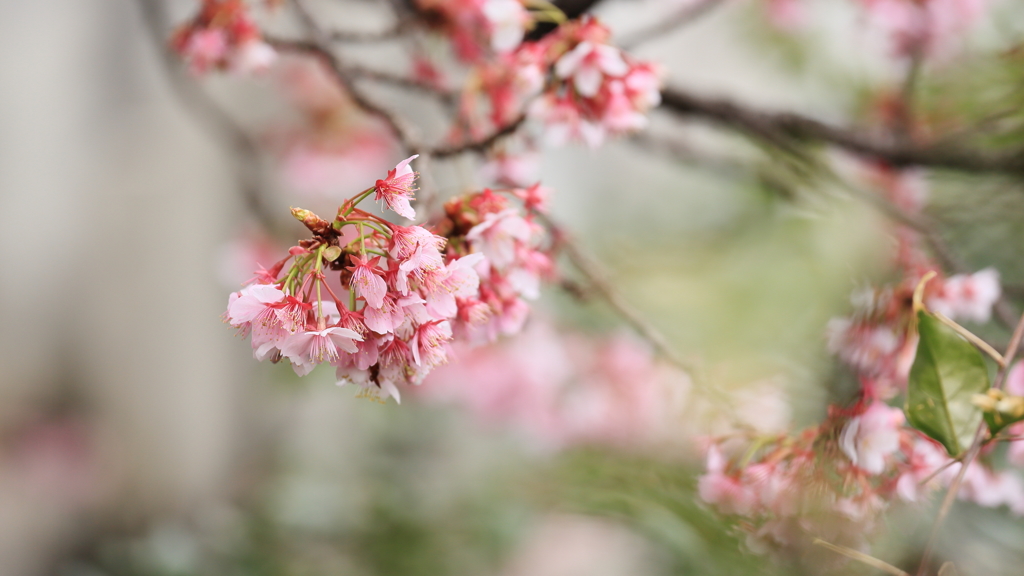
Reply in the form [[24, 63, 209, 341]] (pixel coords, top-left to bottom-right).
[[4, 0, 1024, 574]]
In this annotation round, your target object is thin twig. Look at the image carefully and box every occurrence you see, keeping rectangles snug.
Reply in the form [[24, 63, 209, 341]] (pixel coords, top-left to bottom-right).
[[431, 114, 529, 158], [814, 539, 910, 576], [328, 21, 409, 42], [915, 310, 1024, 576], [618, 0, 727, 50], [916, 454, 964, 487], [266, 36, 454, 100]]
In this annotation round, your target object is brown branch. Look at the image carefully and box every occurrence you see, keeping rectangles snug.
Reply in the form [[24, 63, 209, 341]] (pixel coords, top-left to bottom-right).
[[659, 87, 1024, 176], [266, 36, 453, 100], [328, 21, 410, 43], [430, 114, 528, 158], [618, 0, 727, 50], [915, 309, 1024, 576]]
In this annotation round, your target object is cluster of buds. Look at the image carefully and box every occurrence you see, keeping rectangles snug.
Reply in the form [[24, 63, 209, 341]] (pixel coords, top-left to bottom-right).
[[170, 0, 276, 75], [224, 157, 552, 402], [436, 186, 552, 344]]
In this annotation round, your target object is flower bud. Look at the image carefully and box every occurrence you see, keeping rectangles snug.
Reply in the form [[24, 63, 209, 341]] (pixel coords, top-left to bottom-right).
[[291, 206, 332, 235]]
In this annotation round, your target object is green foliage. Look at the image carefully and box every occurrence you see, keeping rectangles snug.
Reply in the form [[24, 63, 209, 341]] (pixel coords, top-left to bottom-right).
[[905, 311, 990, 456]]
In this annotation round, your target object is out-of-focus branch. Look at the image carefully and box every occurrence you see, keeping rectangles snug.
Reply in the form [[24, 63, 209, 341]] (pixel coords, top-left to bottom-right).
[[135, 0, 279, 233], [535, 211, 694, 373], [265, 36, 454, 100], [633, 124, 1021, 330], [659, 87, 1024, 176], [328, 21, 410, 42], [289, 0, 425, 152], [618, 0, 727, 50], [431, 114, 528, 158]]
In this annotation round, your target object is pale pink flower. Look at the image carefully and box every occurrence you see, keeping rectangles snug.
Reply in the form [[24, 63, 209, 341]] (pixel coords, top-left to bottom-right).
[[959, 465, 1024, 514], [375, 155, 419, 219], [226, 284, 285, 326], [896, 437, 954, 502], [349, 256, 387, 309], [927, 268, 1001, 323], [466, 209, 533, 269], [839, 401, 905, 474], [623, 64, 662, 111], [530, 95, 606, 148], [389, 225, 447, 260], [482, 0, 528, 52], [698, 446, 758, 516], [279, 326, 362, 366], [184, 29, 228, 74], [554, 41, 628, 98], [364, 295, 406, 334], [231, 40, 277, 74], [826, 318, 900, 375], [600, 81, 647, 133]]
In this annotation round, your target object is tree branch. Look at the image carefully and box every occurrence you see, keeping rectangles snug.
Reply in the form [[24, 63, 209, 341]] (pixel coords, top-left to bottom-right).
[[618, 0, 727, 51], [659, 87, 1024, 176]]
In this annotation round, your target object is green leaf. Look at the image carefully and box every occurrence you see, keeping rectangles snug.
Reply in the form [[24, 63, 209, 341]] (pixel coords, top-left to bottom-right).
[[905, 311, 989, 457]]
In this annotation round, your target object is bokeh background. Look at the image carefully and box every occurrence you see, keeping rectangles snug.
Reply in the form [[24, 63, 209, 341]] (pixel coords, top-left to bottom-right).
[[4, 0, 1024, 574]]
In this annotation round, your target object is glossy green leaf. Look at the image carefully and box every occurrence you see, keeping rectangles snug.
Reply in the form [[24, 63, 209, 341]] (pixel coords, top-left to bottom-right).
[[905, 311, 989, 457]]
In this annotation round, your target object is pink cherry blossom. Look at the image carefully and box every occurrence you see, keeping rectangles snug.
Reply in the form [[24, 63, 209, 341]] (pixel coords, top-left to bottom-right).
[[481, 0, 528, 52], [226, 284, 285, 327], [698, 446, 758, 516], [839, 401, 905, 475], [375, 155, 419, 219], [466, 209, 533, 270], [926, 268, 1001, 323], [554, 41, 629, 98], [183, 29, 228, 74], [349, 256, 388, 309], [230, 40, 277, 74]]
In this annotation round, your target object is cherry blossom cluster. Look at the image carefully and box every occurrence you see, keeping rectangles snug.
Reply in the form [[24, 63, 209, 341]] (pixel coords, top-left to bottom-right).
[[531, 17, 662, 147], [436, 186, 552, 344], [701, 385, 1024, 558], [453, 16, 662, 153], [170, 0, 277, 75], [224, 158, 554, 403], [222, 158, 463, 402], [701, 157, 1016, 559]]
